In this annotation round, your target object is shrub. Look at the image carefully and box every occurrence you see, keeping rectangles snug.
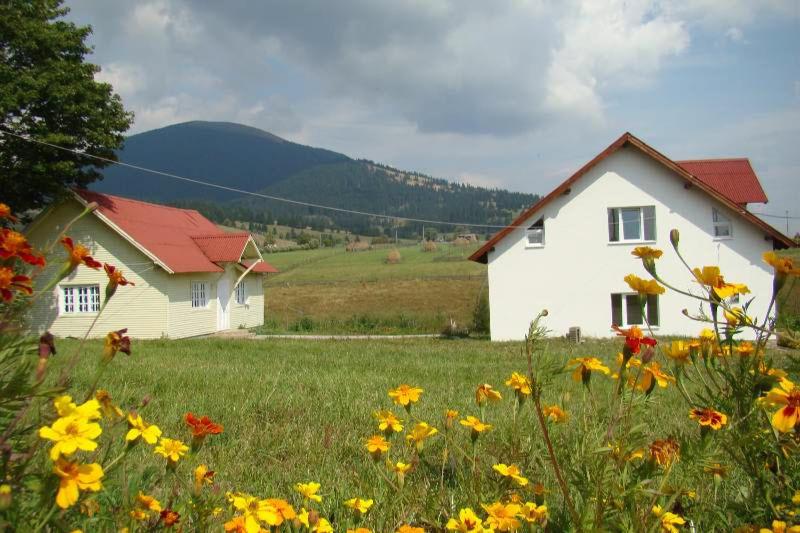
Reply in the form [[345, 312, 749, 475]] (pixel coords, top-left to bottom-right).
[[472, 288, 490, 334], [345, 241, 370, 252], [421, 240, 437, 252], [441, 317, 469, 338], [385, 249, 401, 264], [370, 235, 390, 245]]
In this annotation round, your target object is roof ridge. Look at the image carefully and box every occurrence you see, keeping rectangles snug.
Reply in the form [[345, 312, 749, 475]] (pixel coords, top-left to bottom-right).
[[76, 189, 206, 216], [676, 157, 750, 163], [191, 232, 250, 239]]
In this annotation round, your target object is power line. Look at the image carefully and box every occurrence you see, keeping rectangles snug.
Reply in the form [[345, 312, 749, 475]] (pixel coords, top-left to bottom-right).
[[751, 212, 800, 220], [0, 128, 530, 230]]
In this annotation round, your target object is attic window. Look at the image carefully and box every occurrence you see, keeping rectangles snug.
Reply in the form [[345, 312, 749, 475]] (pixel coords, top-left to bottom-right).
[[712, 208, 732, 238], [526, 218, 544, 247], [608, 206, 656, 243]]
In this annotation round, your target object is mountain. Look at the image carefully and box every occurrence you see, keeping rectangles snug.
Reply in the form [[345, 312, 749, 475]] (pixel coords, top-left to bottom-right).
[[92, 121, 539, 237]]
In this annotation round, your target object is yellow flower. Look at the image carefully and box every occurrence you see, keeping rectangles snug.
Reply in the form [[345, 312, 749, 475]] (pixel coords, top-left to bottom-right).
[[689, 408, 728, 430], [374, 410, 403, 433], [125, 414, 162, 445], [724, 307, 753, 327], [692, 266, 749, 299], [504, 372, 532, 398], [39, 415, 102, 461], [520, 502, 548, 523], [649, 438, 680, 467], [759, 520, 800, 533], [95, 390, 124, 419], [154, 438, 189, 463], [446, 507, 484, 532], [346, 529, 373, 533], [231, 493, 279, 532], [263, 498, 296, 526], [476, 383, 502, 405], [194, 464, 215, 492], [53, 458, 103, 509], [388, 384, 423, 407], [444, 409, 459, 429], [736, 341, 756, 356], [632, 246, 663, 261], [389, 461, 412, 476], [624, 274, 665, 295], [763, 251, 800, 276], [406, 422, 438, 450], [53, 396, 101, 421], [344, 497, 373, 515], [315, 518, 334, 533], [568, 357, 611, 385], [764, 380, 800, 433], [608, 441, 645, 462], [636, 362, 675, 393], [542, 404, 568, 423], [493, 463, 529, 486], [365, 435, 390, 459], [665, 341, 692, 364], [481, 502, 521, 532], [652, 505, 686, 533], [397, 526, 424, 533], [460, 416, 492, 440], [131, 491, 161, 520], [793, 490, 800, 505], [295, 482, 322, 503]]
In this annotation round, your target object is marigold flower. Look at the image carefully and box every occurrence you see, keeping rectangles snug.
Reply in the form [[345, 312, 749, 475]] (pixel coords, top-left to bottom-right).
[[460, 415, 492, 440], [154, 438, 189, 463], [0, 484, 10, 510], [724, 307, 753, 327], [39, 415, 102, 460], [397, 526, 424, 533], [95, 390, 124, 419], [103, 263, 134, 301], [703, 463, 728, 478], [103, 329, 131, 362], [223, 516, 248, 533], [632, 246, 663, 261], [160, 508, 180, 527], [446, 507, 484, 532], [374, 410, 403, 433], [406, 422, 438, 451], [568, 357, 611, 385], [444, 409, 459, 429], [520, 502, 548, 523], [315, 518, 334, 532], [0, 203, 16, 221], [493, 463, 529, 486], [652, 505, 686, 533], [689, 408, 728, 430], [388, 461, 412, 485], [760, 520, 800, 533], [346, 529, 372, 533], [482, 502, 522, 532], [692, 266, 750, 299], [126, 414, 162, 445], [388, 384, 423, 408], [665, 341, 692, 364], [53, 396, 101, 421], [61, 237, 102, 270], [231, 493, 278, 531], [295, 481, 322, 503], [624, 274, 665, 295], [53, 458, 104, 509], [0, 267, 32, 302], [649, 438, 680, 467], [365, 434, 390, 459], [504, 372, 532, 399], [763, 379, 800, 433], [613, 325, 657, 355], [476, 383, 502, 405], [185, 412, 223, 439], [344, 497, 373, 515], [763, 251, 800, 276], [636, 362, 676, 394], [263, 498, 296, 525], [736, 341, 756, 356], [194, 464, 215, 492], [542, 404, 568, 423], [608, 441, 645, 462], [132, 491, 162, 520], [0, 228, 45, 266]]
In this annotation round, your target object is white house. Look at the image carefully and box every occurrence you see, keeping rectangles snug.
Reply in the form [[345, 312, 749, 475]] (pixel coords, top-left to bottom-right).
[[27, 190, 277, 339], [469, 132, 794, 341]]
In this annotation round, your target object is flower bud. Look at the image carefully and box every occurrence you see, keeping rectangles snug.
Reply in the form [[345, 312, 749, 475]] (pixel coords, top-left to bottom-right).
[[641, 346, 655, 364], [669, 229, 680, 248], [0, 484, 11, 510], [308, 509, 320, 527]]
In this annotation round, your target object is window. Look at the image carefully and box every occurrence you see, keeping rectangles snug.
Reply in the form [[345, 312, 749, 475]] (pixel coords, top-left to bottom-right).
[[61, 285, 100, 314], [526, 218, 544, 246], [191, 281, 208, 308], [611, 293, 659, 327], [712, 208, 732, 238], [235, 281, 247, 304], [608, 206, 656, 242]]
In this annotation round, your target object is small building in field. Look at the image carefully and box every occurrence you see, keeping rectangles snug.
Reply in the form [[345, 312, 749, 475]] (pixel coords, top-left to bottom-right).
[[27, 190, 277, 339], [469, 132, 794, 341]]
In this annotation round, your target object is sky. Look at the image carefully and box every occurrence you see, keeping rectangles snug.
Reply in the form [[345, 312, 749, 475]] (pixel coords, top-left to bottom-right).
[[66, 0, 800, 235]]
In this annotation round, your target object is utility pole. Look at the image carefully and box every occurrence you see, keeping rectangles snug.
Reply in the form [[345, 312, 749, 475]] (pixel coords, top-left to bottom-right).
[[787, 210, 790, 234]]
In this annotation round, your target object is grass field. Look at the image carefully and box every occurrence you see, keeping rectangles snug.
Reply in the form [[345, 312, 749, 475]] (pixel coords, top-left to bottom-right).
[[261, 243, 486, 334], [47, 334, 798, 531]]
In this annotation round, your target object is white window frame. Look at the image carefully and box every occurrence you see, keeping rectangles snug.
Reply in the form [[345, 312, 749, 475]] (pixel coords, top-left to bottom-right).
[[60, 284, 100, 315], [235, 281, 247, 305], [191, 281, 209, 309], [608, 206, 656, 243], [611, 292, 660, 327], [526, 218, 545, 248], [712, 208, 732, 239]]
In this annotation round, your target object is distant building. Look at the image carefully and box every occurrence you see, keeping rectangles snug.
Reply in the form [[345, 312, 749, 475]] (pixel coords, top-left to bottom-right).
[[456, 233, 479, 242], [27, 190, 277, 339], [470, 132, 794, 340]]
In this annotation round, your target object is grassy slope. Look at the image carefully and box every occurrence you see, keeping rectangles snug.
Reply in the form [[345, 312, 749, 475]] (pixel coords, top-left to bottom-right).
[[262, 244, 486, 333]]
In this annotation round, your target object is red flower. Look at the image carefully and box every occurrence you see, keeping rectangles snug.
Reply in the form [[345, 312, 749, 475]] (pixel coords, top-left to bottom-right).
[[0, 267, 33, 302], [613, 325, 657, 355], [104, 263, 134, 288], [102, 328, 131, 362], [160, 509, 180, 527], [0, 229, 45, 266], [185, 413, 223, 439], [0, 203, 17, 222], [61, 237, 102, 269]]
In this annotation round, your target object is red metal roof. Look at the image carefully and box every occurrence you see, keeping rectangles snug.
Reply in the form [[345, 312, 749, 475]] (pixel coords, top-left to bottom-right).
[[676, 158, 768, 205], [74, 190, 277, 274], [241, 259, 279, 274], [469, 133, 793, 264]]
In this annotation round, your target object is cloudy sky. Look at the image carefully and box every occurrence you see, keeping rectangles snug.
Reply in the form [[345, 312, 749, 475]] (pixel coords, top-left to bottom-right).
[[67, 0, 800, 234]]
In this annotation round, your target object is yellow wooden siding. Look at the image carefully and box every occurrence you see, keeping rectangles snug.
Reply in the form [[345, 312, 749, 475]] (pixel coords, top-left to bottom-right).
[[27, 201, 170, 339], [230, 273, 265, 329], [165, 273, 219, 339]]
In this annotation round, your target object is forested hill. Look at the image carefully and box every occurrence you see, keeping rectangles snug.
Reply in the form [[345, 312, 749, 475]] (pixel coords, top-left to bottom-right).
[[93, 121, 539, 237]]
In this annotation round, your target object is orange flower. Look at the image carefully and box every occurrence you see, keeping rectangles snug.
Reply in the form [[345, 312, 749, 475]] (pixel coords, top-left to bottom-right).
[[160, 509, 180, 527], [624, 274, 665, 296], [763, 380, 800, 433], [763, 251, 800, 276], [365, 435, 390, 459], [476, 383, 502, 405], [388, 384, 423, 408], [102, 329, 131, 362], [103, 263, 134, 301], [185, 413, 223, 439], [542, 404, 568, 423], [649, 438, 680, 467], [631, 246, 663, 261], [567, 357, 610, 385], [61, 237, 102, 270], [0, 203, 17, 222], [0, 228, 45, 266], [224, 516, 248, 532], [689, 408, 728, 430], [636, 362, 675, 394], [0, 267, 32, 302], [613, 325, 657, 355]]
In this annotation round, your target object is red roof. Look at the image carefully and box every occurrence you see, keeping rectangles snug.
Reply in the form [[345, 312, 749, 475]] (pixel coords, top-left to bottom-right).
[[677, 158, 768, 205], [469, 132, 793, 264], [241, 259, 279, 274], [74, 190, 277, 274]]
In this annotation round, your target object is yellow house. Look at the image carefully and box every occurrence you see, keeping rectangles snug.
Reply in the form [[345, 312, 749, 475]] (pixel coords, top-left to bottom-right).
[[27, 190, 277, 339]]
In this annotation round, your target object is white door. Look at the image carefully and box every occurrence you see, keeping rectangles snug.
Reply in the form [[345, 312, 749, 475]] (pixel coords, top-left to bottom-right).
[[216, 277, 231, 330]]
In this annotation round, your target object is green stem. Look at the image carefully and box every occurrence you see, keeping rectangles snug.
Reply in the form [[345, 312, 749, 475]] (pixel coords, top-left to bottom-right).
[[33, 501, 59, 533]]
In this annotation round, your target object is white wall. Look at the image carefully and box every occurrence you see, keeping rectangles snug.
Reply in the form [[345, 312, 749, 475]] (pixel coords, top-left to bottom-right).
[[487, 146, 776, 341]]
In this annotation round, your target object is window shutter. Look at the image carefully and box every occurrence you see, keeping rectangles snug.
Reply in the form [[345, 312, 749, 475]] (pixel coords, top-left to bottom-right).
[[608, 209, 619, 242], [643, 206, 656, 241]]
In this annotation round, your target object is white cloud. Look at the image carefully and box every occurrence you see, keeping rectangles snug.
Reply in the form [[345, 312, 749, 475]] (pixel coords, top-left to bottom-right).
[[94, 62, 146, 97], [725, 27, 745, 42]]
